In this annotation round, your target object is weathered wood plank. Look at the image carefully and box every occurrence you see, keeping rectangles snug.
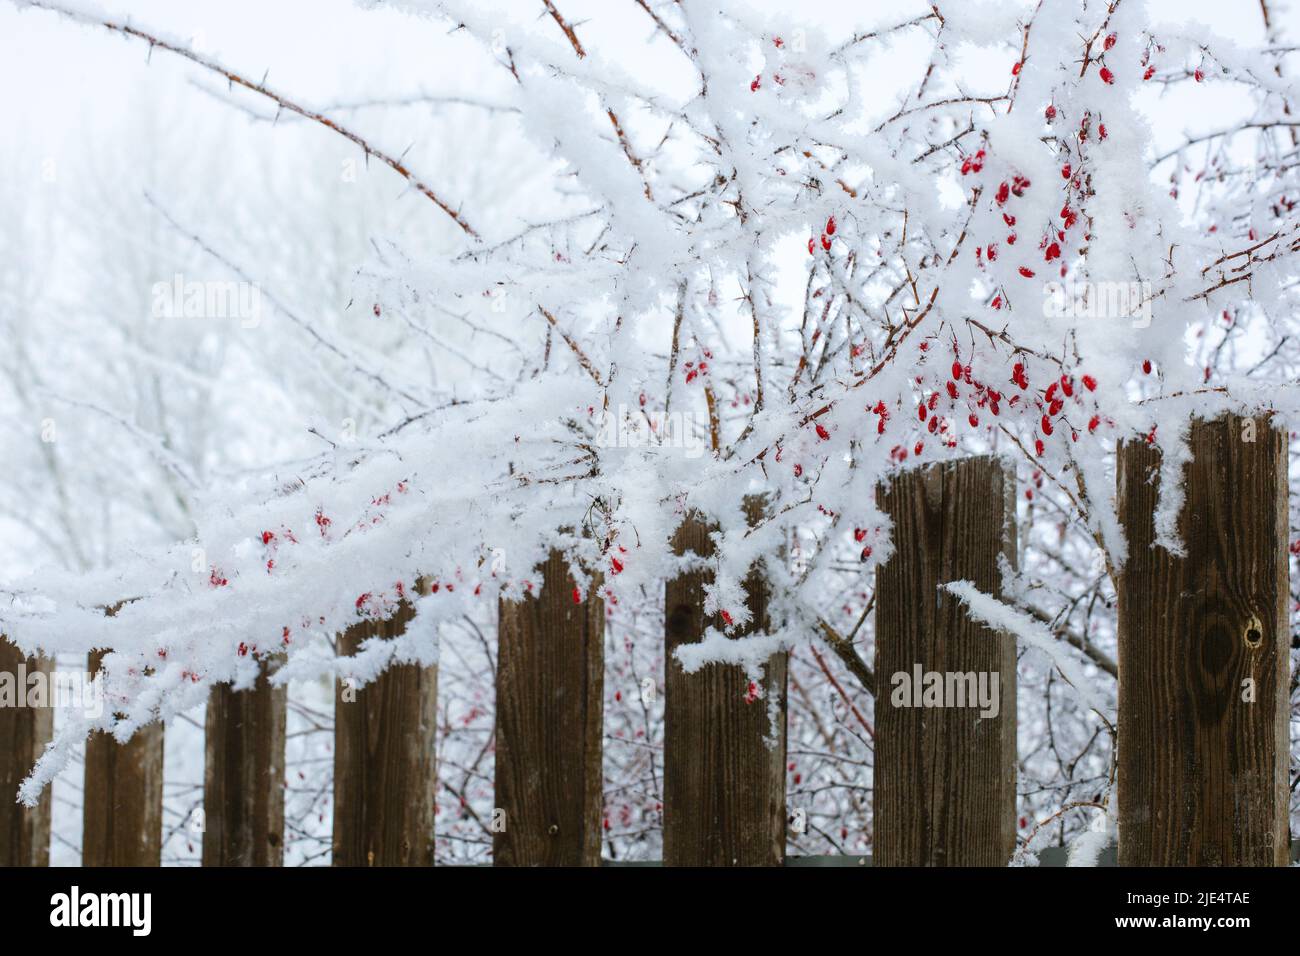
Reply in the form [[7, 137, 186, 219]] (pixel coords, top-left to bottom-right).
[[202, 660, 287, 866], [0, 637, 52, 866], [1117, 414, 1289, 866], [83, 649, 164, 867], [874, 456, 1017, 866], [332, 601, 438, 866], [495, 551, 604, 866], [663, 499, 787, 867]]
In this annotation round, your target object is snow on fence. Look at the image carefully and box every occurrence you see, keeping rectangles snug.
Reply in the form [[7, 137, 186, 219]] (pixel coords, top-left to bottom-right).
[[0, 414, 1291, 867]]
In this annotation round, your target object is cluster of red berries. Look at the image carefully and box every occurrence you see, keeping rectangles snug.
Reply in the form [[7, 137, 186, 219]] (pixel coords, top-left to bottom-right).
[[807, 215, 837, 255], [853, 526, 875, 562], [684, 349, 712, 383], [960, 149, 987, 176]]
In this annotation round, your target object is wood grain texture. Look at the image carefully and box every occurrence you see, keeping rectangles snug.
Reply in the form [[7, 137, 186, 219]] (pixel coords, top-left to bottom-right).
[[1117, 415, 1289, 866], [0, 637, 52, 866], [874, 457, 1017, 866], [83, 649, 164, 867], [663, 499, 788, 867], [202, 660, 287, 866], [333, 601, 438, 866], [495, 551, 604, 866]]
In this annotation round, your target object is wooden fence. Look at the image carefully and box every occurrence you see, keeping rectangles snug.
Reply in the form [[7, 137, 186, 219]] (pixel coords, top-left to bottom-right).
[[0, 414, 1293, 866]]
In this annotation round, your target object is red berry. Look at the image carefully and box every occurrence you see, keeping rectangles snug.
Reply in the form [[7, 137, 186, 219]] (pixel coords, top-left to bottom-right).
[[1019, 266, 1035, 278], [1142, 359, 1153, 374], [1104, 33, 1117, 50], [1041, 415, 1053, 435], [1082, 374, 1097, 391], [815, 423, 830, 441], [825, 216, 836, 236], [1099, 67, 1114, 84]]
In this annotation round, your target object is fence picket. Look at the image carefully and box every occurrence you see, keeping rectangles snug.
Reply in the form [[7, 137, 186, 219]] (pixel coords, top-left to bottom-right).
[[874, 456, 1017, 866], [83, 649, 164, 867], [0, 637, 52, 866], [663, 498, 788, 867], [1117, 414, 1289, 865], [332, 601, 438, 866], [495, 550, 604, 866], [203, 660, 287, 866]]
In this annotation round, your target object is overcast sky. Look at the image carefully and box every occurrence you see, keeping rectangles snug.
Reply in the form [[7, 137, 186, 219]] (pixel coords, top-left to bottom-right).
[[1, 0, 1290, 179]]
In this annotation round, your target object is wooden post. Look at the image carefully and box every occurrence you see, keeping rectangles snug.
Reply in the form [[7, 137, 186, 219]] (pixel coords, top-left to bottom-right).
[[83, 649, 164, 866], [333, 601, 438, 866], [663, 498, 787, 867], [495, 551, 604, 866], [0, 637, 52, 866], [202, 661, 287, 866], [1117, 414, 1289, 866], [874, 456, 1017, 866]]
